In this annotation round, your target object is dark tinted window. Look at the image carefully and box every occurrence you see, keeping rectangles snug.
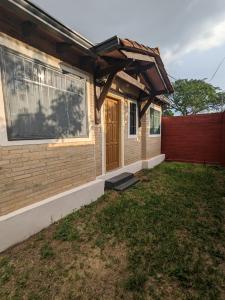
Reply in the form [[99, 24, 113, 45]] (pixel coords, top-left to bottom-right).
[[0, 47, 88, 140], [129, 102, 137, 135], [150, 108, 161, 135]]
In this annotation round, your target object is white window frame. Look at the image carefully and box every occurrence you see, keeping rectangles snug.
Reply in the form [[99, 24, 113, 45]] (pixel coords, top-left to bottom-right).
[[128, 99, 138, 139], [0, 35, 93, 146], [149, 104, 161, 137]]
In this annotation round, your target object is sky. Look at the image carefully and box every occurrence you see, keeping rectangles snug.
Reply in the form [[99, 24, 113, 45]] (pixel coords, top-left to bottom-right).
[[32, 0, 225, 91]]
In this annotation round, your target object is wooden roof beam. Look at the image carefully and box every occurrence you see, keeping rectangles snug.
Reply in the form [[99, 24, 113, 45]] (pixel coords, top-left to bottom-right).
[[138, 97, 153, 127], [56, 42, 73, 55], [21, 20, 37, 37], [127, 62, 154, 75], [95, 61, 129, 78], [116, 71, 150, 93], [121, 50, 156, 63], [95, 70, 117, 124]]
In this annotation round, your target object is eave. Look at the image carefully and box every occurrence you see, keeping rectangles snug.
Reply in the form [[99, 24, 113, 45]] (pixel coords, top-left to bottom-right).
[[2, 0, 94, 51], [0, 0, 96, 73], [92, 36, 174, 95]]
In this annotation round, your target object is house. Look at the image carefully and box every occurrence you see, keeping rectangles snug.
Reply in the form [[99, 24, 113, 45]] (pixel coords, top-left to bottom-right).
[[0, 0, 173, 252]]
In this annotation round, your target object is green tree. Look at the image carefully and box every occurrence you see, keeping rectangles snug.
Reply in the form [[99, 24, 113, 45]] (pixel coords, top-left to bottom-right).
[[163, 109, 174, 116], [170, 79, 224, 115]]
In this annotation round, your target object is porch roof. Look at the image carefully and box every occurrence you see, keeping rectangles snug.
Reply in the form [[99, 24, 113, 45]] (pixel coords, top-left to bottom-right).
[[92, 36, 174, 97]]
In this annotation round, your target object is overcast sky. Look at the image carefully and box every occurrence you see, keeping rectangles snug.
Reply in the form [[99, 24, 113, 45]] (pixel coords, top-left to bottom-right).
[[32, 0, 225, 90]]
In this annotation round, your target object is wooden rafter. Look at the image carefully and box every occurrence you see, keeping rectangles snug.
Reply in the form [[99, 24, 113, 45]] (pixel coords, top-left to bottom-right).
[[95, 61, 128, 78], [128, 63, 154, 75], [56, 42, 73, 55], [95, 60, 135, 124], [117, 71, 149, 93], [141, 71, 155, 94], [121, 50, 156, 63], [97, 71, 117, 110], [138, 98, 153, 127], [21, 21, 37, 37], [95, 70, 117, 124]]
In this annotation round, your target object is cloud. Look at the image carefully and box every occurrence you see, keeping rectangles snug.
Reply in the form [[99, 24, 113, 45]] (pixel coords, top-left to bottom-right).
[[164, 19, 225, 64], [32, 0, 225, 66]]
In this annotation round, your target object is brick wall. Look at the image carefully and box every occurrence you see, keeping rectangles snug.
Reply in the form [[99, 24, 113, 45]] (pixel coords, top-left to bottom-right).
[[0, 143, 96, 216], [0, 33, 99, 216], [222, 113, 225, 167], [124, 99, 142, 165], [146, 136, 161, 158], [141, 103, 162, 160], [162, 112, 225, 165], [95, 125, 103, 176]]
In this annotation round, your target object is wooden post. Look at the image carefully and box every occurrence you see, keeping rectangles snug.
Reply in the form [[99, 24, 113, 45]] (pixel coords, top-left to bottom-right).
[[138, 98, 153, 127], [95, 71, 117, 124]]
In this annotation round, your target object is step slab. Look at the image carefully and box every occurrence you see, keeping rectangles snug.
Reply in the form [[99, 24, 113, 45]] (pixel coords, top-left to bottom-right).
[[105, 172, 134, 189], [114, 177, 140, 191]]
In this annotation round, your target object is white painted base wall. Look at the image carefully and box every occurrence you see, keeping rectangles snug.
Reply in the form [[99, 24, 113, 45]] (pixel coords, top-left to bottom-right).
[[0, 154, 165, 253], [142, 154, 165, 169], [0, 179, 104, 253], [98, 160, 143, 181], [98, 154, 165, 181]]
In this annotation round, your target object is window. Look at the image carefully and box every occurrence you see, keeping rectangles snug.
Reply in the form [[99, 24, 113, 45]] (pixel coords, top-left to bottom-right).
[[129, 101, 137, 136], [0, 47, 88, 140], [150, 107, 161, 135]]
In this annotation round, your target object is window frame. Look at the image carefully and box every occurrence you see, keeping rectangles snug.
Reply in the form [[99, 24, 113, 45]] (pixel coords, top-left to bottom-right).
[[0, 44, 92, 146], [128, 99, 138, 139], [149, 104, 161, 137]]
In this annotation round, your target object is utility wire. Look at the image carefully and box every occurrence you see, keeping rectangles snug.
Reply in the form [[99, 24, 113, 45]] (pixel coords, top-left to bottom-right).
[[209, 55, 225, 82], [168, 74, 177, 81]]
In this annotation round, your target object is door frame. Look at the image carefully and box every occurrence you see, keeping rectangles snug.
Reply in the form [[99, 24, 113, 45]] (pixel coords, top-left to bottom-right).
[[101, 94, 124, 174]]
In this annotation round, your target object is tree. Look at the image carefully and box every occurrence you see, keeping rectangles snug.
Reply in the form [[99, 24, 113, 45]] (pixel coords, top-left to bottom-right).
[[170, 79, 224, 115], [163, 109, 174, 116]]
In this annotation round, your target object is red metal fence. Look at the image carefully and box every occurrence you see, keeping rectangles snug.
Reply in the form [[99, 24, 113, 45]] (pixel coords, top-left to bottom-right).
[[162, 112, 225, 166]]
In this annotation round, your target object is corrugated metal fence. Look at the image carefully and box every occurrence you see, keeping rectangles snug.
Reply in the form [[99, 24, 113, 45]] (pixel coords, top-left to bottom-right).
[[162, 112, 225, 166]]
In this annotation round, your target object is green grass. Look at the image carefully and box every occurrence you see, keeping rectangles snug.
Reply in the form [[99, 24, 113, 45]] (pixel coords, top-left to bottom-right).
[[40, 242, 55, 259], [0, 162, 225, 299]]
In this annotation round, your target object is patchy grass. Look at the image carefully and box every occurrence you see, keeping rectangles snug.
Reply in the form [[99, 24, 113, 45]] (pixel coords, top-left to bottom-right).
[[0, 162, 225, 299]]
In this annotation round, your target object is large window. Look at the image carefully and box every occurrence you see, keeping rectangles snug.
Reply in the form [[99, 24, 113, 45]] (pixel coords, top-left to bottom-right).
[[129, 101, 137, 136], [0, 47, 88, 140], [150, 107, 161, 135]]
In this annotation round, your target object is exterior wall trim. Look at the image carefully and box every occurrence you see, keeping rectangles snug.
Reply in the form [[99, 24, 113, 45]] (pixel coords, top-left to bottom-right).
[[0, 178, 105, 253], [127, 99, 138, 139], [98, 160, 143, 181], [0, 154, 165, 253], [98, 154, 165, 180], [142, 154, 165, 169]]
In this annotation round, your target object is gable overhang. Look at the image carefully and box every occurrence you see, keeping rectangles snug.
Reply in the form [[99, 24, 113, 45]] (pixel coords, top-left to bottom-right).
[[92, 36, 174, 96]]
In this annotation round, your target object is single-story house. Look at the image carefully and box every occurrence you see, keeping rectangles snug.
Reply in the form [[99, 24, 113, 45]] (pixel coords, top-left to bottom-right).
[[0, 0, 173, 252]]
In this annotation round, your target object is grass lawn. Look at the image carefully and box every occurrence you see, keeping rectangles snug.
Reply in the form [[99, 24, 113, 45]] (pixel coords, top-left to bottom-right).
[[0, 162, 225, 300]]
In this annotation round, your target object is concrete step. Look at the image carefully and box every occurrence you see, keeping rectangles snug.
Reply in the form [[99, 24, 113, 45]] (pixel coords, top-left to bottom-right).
[[114, 177, 139, 191], [105, 172, 134, 189]]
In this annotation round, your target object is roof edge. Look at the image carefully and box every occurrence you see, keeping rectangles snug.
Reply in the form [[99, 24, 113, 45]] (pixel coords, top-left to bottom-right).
[[7, 0, 94, 50]]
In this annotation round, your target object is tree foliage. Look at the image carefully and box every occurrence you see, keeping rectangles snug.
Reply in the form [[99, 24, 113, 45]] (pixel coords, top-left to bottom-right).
[[170, 79, 225, 115]]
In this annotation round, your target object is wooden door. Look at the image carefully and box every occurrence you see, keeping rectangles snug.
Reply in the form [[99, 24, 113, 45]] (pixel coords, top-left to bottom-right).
[[105, 98, 120, 171]]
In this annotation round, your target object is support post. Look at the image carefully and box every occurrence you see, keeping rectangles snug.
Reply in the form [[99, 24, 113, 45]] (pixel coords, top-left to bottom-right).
[[138, 98, 153, 127], [95, 71, 117, 124]]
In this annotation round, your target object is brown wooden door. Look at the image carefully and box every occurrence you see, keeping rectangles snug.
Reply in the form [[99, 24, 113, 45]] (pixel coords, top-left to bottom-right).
[[105, 98, 120, 171]]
